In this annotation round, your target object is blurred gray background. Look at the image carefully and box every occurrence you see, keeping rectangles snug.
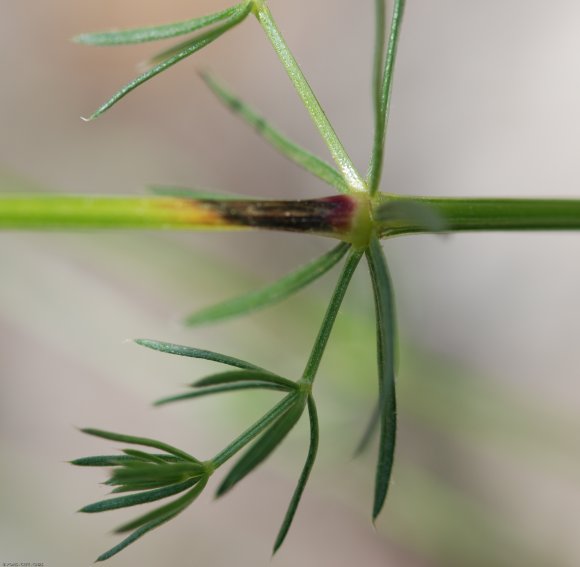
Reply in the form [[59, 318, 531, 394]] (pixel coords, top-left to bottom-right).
[[1, 1, 580, 566]]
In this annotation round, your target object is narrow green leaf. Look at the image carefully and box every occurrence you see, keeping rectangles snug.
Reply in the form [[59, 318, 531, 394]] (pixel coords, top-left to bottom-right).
[[96, 511, 178, 562], [201, 73, 348, 193], [212, 392, 299, 468], [115, 477, 207, 534], [110, 462, 204, 486], [148, 184, 249, 201], [80, 479, 196, 513], [193, 369, 297, 391], [217, 396, 306, 497], [122, 449, 168, 464], [366, 237, 397, 520], [71, 454, 177, 467], [74, 4, 243, 46], [273, 395, 319, 553], [135, 338, 265, 371], [185, 243, 350, 326], [85, 4, 251, 120], [80, 428, 199, 463], [109, 481, 177, 494], [155, 381, 286, 406], [367, 0, 406, 195]]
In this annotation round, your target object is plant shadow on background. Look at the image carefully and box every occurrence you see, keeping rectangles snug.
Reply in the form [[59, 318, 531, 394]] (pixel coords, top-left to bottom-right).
[[1, 1, 580, 566]]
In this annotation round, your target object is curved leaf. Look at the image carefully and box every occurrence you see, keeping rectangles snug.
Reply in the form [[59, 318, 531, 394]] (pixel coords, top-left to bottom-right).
[[74, 4, 243, 46], [365, 237, 397, 520], [185, 243, 350, 326], [135, 338, 265, 371], [85, 4, 251, 120], [273, 395, 319, 552]]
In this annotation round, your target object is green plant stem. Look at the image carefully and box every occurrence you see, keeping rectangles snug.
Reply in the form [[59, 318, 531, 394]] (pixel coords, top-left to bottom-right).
[[377, 195, 580, 236], [367, 0, 406, 196], [302, 248, 363, 384], [253, 2, 366, 193]]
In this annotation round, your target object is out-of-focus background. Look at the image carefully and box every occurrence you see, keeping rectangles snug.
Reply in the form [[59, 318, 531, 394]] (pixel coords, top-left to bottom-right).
[[1, 1, 580, 565]]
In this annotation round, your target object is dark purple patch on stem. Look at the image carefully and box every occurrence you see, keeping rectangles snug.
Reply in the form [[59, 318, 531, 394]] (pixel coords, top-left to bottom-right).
[[205, 195, 356, 235]]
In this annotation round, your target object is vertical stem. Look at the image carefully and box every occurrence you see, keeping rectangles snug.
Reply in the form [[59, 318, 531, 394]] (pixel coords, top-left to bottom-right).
[[302, 248, 363, 383], [367, 0, 406, 195], [253, 2, 366, 193]]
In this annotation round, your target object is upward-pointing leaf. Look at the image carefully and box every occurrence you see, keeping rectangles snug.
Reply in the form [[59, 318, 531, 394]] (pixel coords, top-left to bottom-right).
[[74, 4, 244, 46], [84, 4, 251, 120], [185, 243, 350, 326], [135, 338, 266, 371], [201, 73, 348, 193], [365, 237, 397, 520]]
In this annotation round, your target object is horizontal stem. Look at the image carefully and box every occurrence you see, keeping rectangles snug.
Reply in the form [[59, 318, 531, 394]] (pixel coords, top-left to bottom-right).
[[377, 195, 580, 236], [0, 194, 357, 238]]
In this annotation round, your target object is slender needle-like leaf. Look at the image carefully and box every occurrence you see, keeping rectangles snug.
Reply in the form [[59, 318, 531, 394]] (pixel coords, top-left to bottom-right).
[[80, 428, 199, 463], [302, 248, 363, 382], [135, 338, 265, 371], [85, 4, 251, 120], [71, 454, 177, 467], [216, 396, 306, 496], [74, 4, 244, 45], [366, 237, 397, 520], [367, 0, 406, 195], [80, 479, 197, 513], [122, 449, 169, 465], [273, 395, 319, 553], [254, 4, 365, 193], [155, 381, 286, 406], [114, 477, 208, 534], [201, 73, 348, 193], [96, 513, 177, 562], [193, 369, 297, 390], [185, 242, 350, 326]]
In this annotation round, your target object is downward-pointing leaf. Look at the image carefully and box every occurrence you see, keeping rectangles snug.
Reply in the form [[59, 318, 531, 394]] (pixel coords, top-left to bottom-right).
[[216, 396, 306, 496], [185, 243, 350, 326], [366, 237, 397, 520], [114, 477, 207, 534], [273, 395, 319, 552], [74, 4, 243, 46]]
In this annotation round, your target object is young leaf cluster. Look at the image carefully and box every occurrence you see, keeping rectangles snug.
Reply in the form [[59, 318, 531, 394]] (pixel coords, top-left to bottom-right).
[[73, 0, 407, 561]]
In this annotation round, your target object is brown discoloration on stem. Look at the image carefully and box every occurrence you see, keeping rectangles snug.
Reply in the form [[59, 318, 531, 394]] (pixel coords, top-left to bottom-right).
[[169, 195, 358, 237]]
